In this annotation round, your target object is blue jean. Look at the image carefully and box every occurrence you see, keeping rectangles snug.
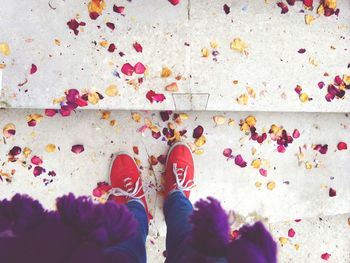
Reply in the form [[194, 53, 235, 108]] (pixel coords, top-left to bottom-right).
[[106, 191, 193, 263]]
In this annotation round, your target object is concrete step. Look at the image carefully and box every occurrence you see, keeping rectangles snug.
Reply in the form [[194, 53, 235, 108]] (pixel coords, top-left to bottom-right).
[[1, 0, 349, 111]]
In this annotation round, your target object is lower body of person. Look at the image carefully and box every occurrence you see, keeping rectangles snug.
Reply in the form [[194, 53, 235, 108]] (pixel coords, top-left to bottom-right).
[[105, 142, 195, 263]]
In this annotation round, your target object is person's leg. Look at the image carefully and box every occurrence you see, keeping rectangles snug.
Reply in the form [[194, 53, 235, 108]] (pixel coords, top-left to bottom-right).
[[164, 190, 194, 262], [105, 199, 148, 263], [163, 142, 196, 262], [105, 152, 150, 263]]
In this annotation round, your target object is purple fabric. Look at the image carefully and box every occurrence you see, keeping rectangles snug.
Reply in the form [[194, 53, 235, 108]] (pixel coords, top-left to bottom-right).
[[0, 193, 137, 263]]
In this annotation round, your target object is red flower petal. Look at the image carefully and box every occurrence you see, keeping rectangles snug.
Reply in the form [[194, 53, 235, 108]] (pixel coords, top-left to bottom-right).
[[334, 75, 343, 86], [337, 142, 347, 151], [160, 111, 172, 121], [66, 89, 80, 103], [133, 146, 139, 155], [292, 129, 300, 139], [303, 0, 313, 7], [277, 2, 289, 14], [9, 146, 21, 156], [108, 43, 116, 53], [288, 228, 295, 238], [134, 62, 146, 74], [325, 92, 335, 102], [89, 12, 100, 20], [106, 22, 115, 30], [33, 166, 43, 177], [294, 85, 302, 95], [45, 109, 57, 117], [133, 42, 143, 53], [259, 168, 267, 176], [31, 156, 43, 165], [193, 125, 204, 139], [27, 119, 37, 127], [287, 0, 296, 5], [59, 106, 71, 117], [67, 19, 85, 35], [76, 97, 88, 107], [277, 145, 286, 153], [48, 171, 56, 177], [168, 0, 180, 5], [297, 48, 306, 54], [113, 5, 125, 14], [320, 144, 328, 154], [234, 154, 247, 168], [321, 253, 331, 260], [121, 63, 134, 76], [329, 187, 336, 197], [30, 64, 37, 74], [223, 148, 233, 158], [152, 131, 161, 139], [146, 90, 166, 103], [223, 4, 230, 14], [71, 144, 84, 154]]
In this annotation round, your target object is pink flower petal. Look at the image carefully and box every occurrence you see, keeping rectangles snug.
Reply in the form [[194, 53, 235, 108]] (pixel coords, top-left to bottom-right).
[[113, 5, 125, 14], [66, 89, 80, 103], [76, 97, 88, 107], [234, 154, 247, 168], [30, 64, 37, 75], [146, 90, 166, 103], [133, 42, 143, 53], [259, 168, 267, 177], [277, 145, 286, 153], [160, 111, 172, 121], [45, 109, 57, 117], [329, 187, 336, 197], [59, 106, 71, 117], [334, 75, 343, 86], [134, 62, 146, 74], [121, 63, 134, 76], [292, 129, 300, 139], [27, 119, 37, 127], [33, 166, 43, 177], [320, 144, 328, 154], [288, 228, 295, 238], [31, 156, 43, 165], [223, 148, 233, 158], [152, 131, 161, 139], [71, 144, 84, 154], [92, 188, 102, 197], [321, 253, 331, 260], [89, 12, 100, 20], [318, 81, 325, 89], [157, 155, 166, 164], [193, 125, 204, 139], [337, 141, 347, 151], [168, 0, 180, 5]]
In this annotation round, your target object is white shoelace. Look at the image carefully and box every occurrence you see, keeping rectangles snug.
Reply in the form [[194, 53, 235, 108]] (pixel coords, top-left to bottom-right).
[[173, 163, 195, 191], [108, 177, 145, 199]]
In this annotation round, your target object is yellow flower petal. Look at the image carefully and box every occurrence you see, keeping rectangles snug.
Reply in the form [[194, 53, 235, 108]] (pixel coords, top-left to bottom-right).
[[194, 148, 204, 155], [255, 181, 262, 189], [305, 14, 315, 25], [245, 115, 257, 127], [88, 92, 100, 105], [101, 111, 111, 120], [325, 0, 336, 9], [88, 0, 106, 15], [267, 181, 276, 190], [213, 115, 226, 125], [237, 94, 249, 105], [201, 48, 209, 57], [246, 86, 256, 98], [210, 40, 219, 49], [279, 237, 289, 246], [110, 119, 118, 127], [54, 39, 61, 46], [251, 159, 261, 169], [161, 66, 172, 78], [305, 161, 313, 170], [105, 85, 119, 97], [0, 43, 10, 56], [23, 147, 32, 158], [195, 135, 206, 147], [317, 3, 325, 15], [230, 38, 248, 54], [299, 93, 309, 103], [46, 144, 56, 153], [131, 112, 141, 123], [228, 118, 235, 126], [3, 123, 15, 138], [100, 40, 108, 47], [27, 114, 43, 122]]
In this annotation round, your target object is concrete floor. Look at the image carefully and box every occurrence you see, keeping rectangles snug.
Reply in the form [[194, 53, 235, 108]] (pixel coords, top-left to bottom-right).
[[0, 109, 349, 262], [0, 0, 349, 262]]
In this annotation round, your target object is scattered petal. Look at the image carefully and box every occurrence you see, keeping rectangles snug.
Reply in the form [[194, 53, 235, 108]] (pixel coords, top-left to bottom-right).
[[193, 125, 204, 139], [121, 63, 134, 76], [213, 115, 226, 125], [133, 42, 143, 53], [134, 62, 146, 74], [277, 145, 286, 153], [30, 64, 37, 74], [165, 82, 178, 92], [3, 123, 16, 138], [223, 4, 230, 14], [321, 253, 331, 260], [329, 187, 336, 197], [106, 22, 115, 30], [298, 48, 306, 54], [31, 156, 43, 165], [277, 2, 289, 14], [161, 67, 172, 78], [0, 42, 10, 56], [146, 90, 166, 103], [337, 142, 347, 150], [230, 38, 248, 54], [267, 181, 276, 190], [288, 228, 296, 238], [108, 43, 116, 53], [9, 146, 21, 156], [105, 85, 119, 97], [46, 144, 56, 153], [223, 148, 233, 158], [168, 0, 180, 6], [33, 166, 43, 177], [305, 14, 315, 25], [259, 168, 267, 176], [234, 154, 247, 168], [45, 109, 57, 117], [292, 129, 300, 139], [71, 144, 84, 154], [113, 5, 125, 14], [194, 135, 206, 147]]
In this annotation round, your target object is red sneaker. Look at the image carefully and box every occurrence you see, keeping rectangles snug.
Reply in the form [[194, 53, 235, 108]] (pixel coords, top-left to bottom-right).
[[109, 152, 149, 216], [164, 142, 195, 199]]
